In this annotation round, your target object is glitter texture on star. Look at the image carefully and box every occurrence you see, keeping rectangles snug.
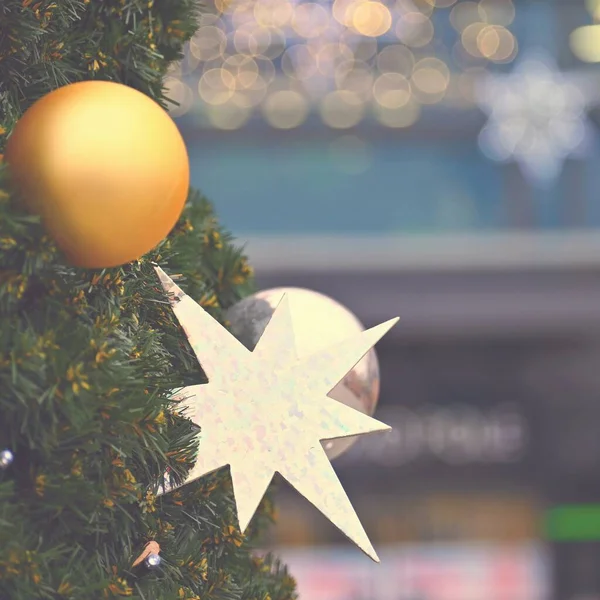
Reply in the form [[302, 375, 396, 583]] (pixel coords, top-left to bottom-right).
[[154, 267, 398, 561]]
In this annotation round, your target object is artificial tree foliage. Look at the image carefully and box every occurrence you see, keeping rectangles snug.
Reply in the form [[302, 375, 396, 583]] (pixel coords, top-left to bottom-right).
[[0, 1, 296, 598]]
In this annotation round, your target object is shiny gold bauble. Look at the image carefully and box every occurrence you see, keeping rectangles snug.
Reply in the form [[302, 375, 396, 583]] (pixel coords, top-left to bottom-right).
[[225, 287, 381, 460], [5, 81, 189, 268]]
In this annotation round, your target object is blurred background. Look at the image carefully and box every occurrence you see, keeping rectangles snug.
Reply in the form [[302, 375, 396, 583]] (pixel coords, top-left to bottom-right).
[[169, 0, 600, 598]]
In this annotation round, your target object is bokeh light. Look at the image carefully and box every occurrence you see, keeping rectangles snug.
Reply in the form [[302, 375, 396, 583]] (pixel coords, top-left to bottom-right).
[[450, 1, 480, 32], [373, 73, 412, 108], [402, 0, 435, 17], [374, 100, 421, 127], [164, 77, 194, 117], [351, 1, 393, 37], [262, 90, 310, 128], [461, 22, 487, 57], [233, 23, 272, 55], [478, 0, 515, 26], [231, 3, 256, 28], [336, 59, 375, 99], [214, 0, 232, 13], [260, 28, 287, 59], [189, 26, 227, 61], [253, 0, 293, 28], [222, 55, 259, 87], [342, 31, 379, 61], [411, 57, 450, 103], [332, 0, 357, 26], [587, 0, 600, 20], [254, 56, 277, 84], [424, 0, 458, 8], [292, 3, 331, 38], [206, 103, 253, 129], [477, 25, 517, 62], [376, 44, 415, 76], [198, 68, 236, 105], [570, 25, 600, 63], [320, 90, 365, 128], [282, 45, 318, 80], [179, 0, 518, 130], [314, 42, 355, 76], [395, 12, 435, 47]]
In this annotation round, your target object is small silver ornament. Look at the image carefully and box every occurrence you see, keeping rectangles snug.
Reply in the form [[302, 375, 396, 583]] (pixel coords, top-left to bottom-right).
[[145, 553, 162, 568], [132, 540, 161, 569], [0, 449, 14, 469], [225, 287, 382, 460]]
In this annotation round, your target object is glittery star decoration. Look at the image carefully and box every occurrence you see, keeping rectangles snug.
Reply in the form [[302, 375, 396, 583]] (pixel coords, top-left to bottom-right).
[[154, 266, 398, 561], [476, 52, 595, 187]]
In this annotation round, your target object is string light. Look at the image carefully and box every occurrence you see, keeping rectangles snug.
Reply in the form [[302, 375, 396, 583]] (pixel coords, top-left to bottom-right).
[[167, 0, 518, 127], [0, 449, 14, 470]]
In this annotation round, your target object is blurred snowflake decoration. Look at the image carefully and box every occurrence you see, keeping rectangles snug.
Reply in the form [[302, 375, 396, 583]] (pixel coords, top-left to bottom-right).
[[476, 53, 596, 187]]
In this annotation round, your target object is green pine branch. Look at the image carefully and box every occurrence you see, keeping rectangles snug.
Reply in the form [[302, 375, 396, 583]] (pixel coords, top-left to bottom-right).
[[0, 1, 297, 599], [0, 0, 200, 150]]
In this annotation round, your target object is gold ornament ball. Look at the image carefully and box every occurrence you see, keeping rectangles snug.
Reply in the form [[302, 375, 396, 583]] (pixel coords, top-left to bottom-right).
[[5, 81, 190, 268], [225, 287, 382, 460]]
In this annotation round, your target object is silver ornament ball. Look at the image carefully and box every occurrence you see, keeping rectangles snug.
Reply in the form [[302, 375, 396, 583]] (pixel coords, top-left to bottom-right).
[[225, 287, 382, 460], [0, 449, 14, 469], [145, 553, 162, 568]]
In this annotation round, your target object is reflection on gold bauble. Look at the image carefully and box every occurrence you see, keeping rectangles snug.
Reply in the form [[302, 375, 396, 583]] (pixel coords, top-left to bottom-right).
[[225, 287, 381, 460], [5, 81, 189, 268]]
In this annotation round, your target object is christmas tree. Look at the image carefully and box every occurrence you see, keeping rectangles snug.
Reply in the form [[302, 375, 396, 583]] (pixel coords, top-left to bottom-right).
[[0, 1, 296, 598]]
